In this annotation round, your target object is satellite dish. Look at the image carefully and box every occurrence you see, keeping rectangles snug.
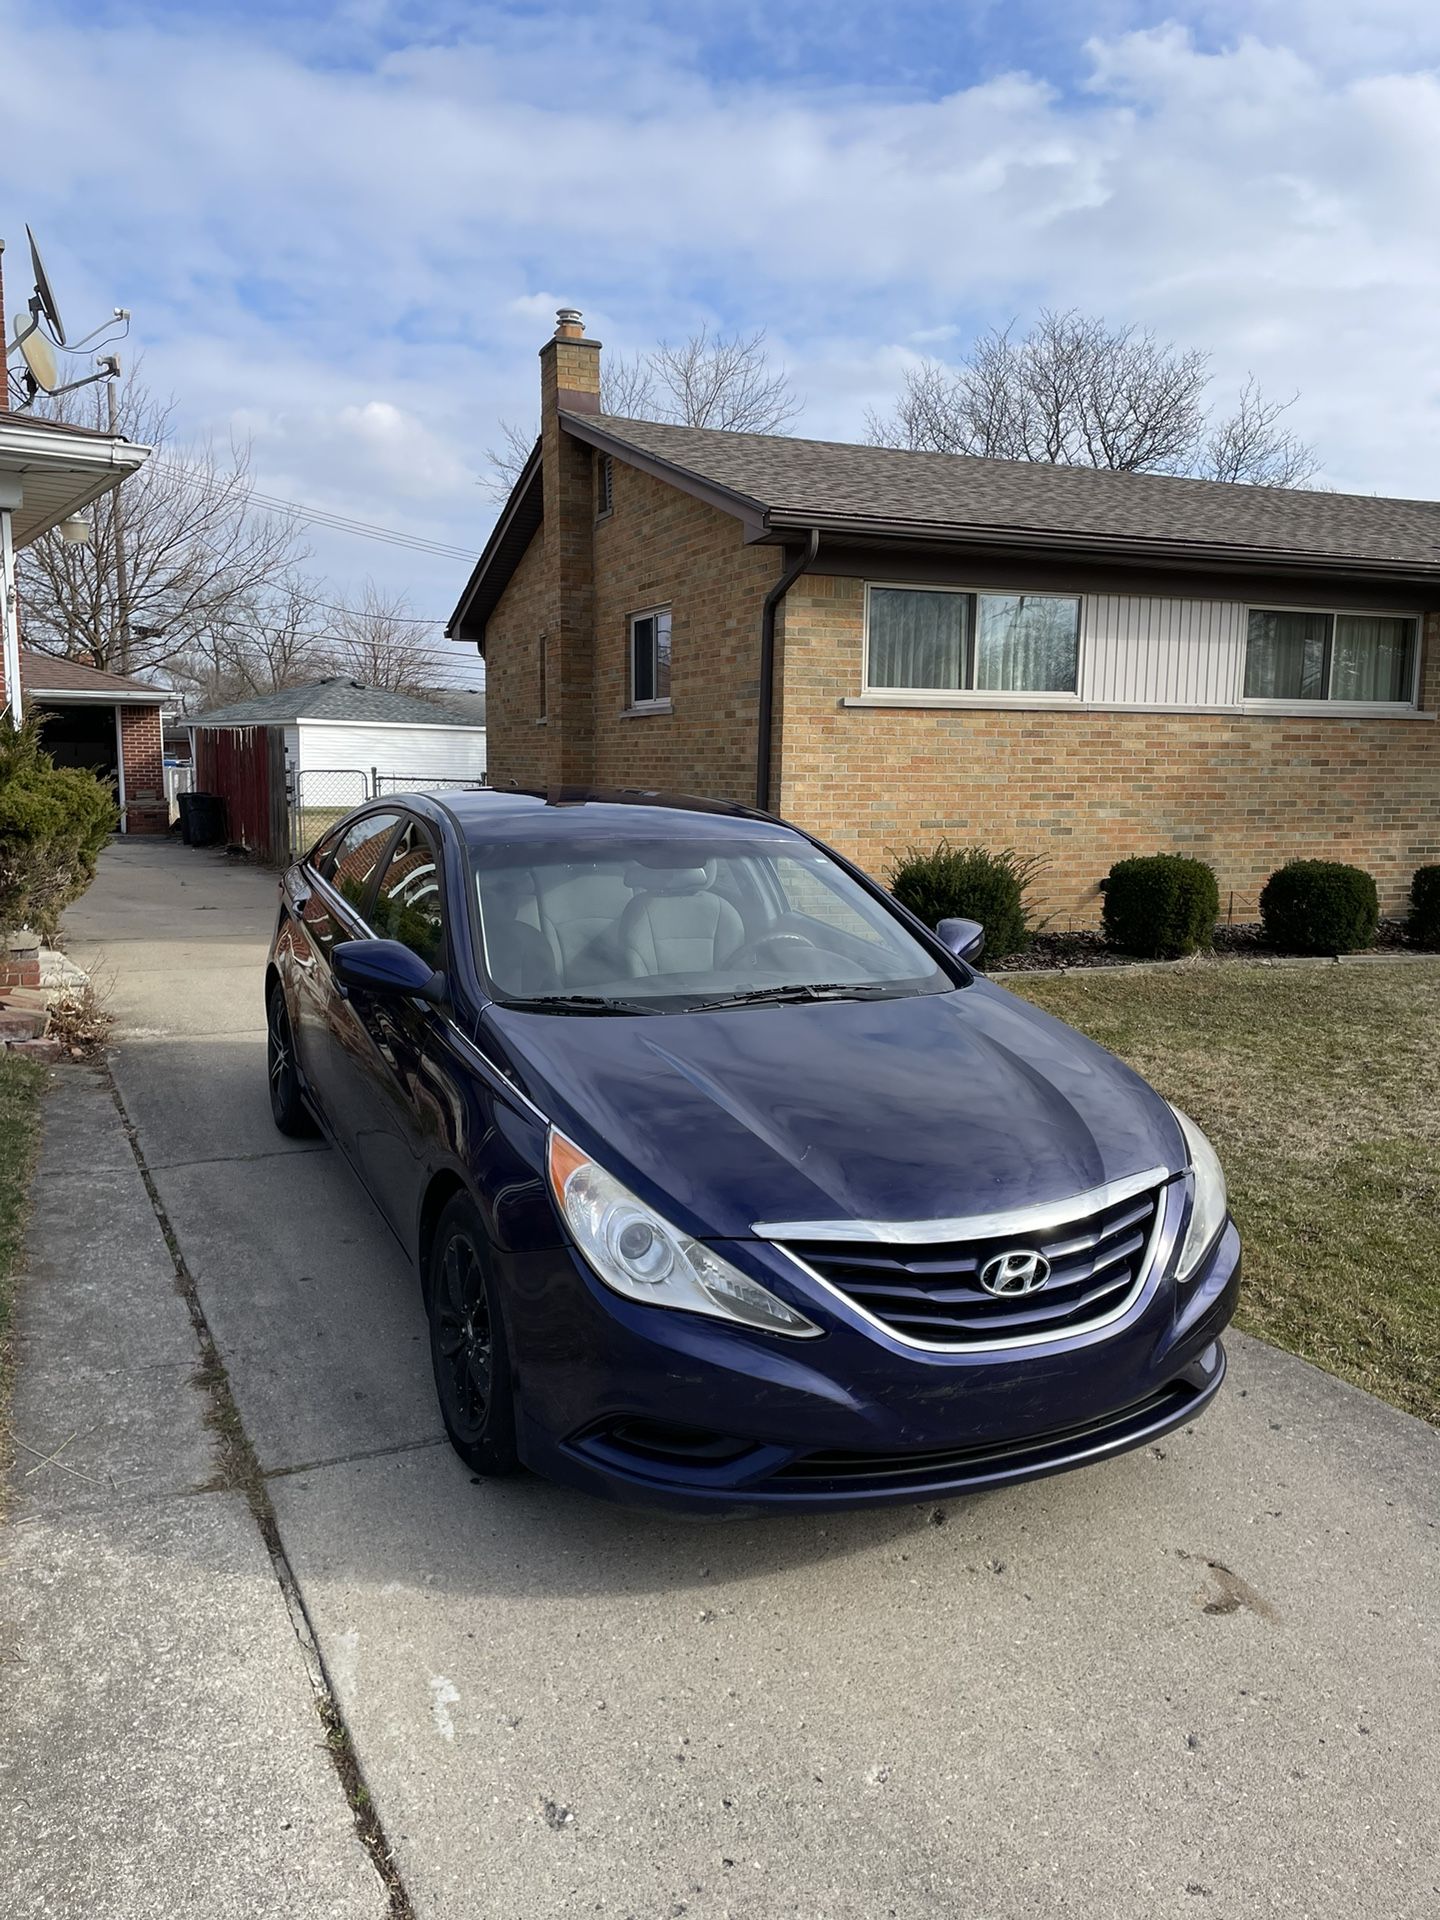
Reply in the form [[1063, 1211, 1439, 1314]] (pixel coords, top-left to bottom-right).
[[26, 224, 67, 345], [14, 317, 58, 393]]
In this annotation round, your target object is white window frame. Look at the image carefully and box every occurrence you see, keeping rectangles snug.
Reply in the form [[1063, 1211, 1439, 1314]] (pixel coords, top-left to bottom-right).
[[860, 581, 1085, 706], [1240, 603, 1424, 715], [626, 605, 673, 714]]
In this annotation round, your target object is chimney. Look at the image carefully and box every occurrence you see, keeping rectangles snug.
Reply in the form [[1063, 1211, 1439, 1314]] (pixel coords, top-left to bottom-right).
[[540, 305, 601, 418], [537, 307, 603, 782]]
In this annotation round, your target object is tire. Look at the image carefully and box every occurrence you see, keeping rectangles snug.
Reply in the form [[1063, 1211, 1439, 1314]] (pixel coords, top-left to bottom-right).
[[267, 982, 317, 1138], [427, 1193, 520, 1477]]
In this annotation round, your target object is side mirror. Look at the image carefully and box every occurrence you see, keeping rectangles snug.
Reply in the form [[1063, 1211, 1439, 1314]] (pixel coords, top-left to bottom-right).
[[935, 916, 985, 965], [332, 938, 446, 1004]]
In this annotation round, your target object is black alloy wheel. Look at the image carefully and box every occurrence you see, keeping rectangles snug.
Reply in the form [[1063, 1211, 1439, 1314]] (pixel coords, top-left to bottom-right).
[[267, 983, 317, 1137], [428, 1194, 519, 1477]]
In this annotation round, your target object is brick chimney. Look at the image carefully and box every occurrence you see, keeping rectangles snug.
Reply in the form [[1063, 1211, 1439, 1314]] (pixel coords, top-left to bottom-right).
[[538, 308, 602, 782]]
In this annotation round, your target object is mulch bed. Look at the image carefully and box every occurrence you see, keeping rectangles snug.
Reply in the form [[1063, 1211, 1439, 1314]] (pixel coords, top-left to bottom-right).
[[987, 919, 1430, 973]]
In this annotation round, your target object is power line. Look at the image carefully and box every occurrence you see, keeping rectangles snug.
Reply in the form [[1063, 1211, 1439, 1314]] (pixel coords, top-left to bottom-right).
[[150, 460, 479, 563]]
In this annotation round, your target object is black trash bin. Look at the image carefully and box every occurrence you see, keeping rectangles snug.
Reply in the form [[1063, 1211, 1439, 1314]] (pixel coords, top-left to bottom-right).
[[176, 791, 197, 845], [186, 793, 227, 848]]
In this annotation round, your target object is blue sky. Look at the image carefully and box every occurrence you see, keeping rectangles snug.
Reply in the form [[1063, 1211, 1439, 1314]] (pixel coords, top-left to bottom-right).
[[5, 1, 1440, 684]]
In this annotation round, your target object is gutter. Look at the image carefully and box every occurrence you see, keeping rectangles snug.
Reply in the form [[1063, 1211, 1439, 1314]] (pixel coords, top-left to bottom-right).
[[756, 527, 819, 812]]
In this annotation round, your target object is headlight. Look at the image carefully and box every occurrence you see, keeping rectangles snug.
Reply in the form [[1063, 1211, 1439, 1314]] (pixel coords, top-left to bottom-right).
[[547, 1131, 821, 1339], [1171, 1106, 1228, 1283]]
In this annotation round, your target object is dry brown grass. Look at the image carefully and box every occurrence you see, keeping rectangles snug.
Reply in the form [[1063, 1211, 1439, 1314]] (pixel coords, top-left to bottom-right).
[[1010, 960, 1440, 1424]]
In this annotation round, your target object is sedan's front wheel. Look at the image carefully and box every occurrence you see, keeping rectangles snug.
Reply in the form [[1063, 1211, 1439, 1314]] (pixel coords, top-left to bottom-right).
[[267, 983, 317, 1138], [428, 1194, 520, 1477]]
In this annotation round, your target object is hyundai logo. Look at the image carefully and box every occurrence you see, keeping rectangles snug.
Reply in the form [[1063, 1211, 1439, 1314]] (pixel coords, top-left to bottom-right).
[[979, 1248, 1052, 1297]]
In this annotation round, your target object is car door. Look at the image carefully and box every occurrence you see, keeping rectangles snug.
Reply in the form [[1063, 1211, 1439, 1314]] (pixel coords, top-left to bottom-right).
[[292, 810, 404, 1144], [343, 815, 455, 1237]]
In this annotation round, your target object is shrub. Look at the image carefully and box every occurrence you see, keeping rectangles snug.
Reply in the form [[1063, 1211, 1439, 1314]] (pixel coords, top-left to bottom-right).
[[1259, 859, 1378, 955], [887, 842, 1047, 961], [1408, 865, 1440, 950], [1100, 853, 1219, 959], [0, 720, 117, 941]]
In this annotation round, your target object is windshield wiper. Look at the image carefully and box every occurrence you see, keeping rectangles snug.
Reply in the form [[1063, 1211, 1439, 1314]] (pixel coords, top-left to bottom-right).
[[693, 982, 900, 1010], [495, 994, 658, 1017]]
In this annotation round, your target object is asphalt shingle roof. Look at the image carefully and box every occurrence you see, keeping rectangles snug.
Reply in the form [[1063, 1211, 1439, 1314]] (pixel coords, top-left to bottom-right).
[[20, 651, 161, 698], [575, 414, 1440, 572], [191, 679, 481, 728]]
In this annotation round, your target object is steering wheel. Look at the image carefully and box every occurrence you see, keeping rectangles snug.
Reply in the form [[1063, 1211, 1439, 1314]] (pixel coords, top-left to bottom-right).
[[731, 931, 816, 970]]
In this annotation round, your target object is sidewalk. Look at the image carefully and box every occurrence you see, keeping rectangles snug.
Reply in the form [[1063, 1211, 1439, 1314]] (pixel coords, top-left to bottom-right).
[[0, 1064, 387, 1920]]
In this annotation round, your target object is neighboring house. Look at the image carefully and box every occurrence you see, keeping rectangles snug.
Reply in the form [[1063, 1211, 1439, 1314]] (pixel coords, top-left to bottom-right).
[[22, 650, 167, 833], [447, 309, 1439, 921], [189, 677, 489, 790]]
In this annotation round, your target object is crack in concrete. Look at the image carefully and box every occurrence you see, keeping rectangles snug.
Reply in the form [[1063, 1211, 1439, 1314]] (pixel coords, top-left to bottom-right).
[[104, 1063, 416, 1920]]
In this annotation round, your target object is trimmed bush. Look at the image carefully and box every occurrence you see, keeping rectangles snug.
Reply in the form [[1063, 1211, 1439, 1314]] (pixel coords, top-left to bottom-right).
[[1100, 853, 1219, 959], [1259, 859, 1378, 955], [1408, 865, 1440, 950], [0, 719, 117, 941], [887, 842, 1047, 961]]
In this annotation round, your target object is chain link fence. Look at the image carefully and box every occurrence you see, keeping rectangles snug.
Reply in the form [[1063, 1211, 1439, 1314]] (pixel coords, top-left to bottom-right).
[[289, 766, 488, 857]]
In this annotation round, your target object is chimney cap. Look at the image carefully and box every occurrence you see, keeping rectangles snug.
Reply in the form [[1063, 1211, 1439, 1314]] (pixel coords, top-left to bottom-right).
[[555, 307, 584, 338]]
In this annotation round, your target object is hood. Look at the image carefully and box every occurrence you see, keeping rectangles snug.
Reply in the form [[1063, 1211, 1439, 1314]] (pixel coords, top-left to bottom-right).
[[485, 979, 1184, 1241]]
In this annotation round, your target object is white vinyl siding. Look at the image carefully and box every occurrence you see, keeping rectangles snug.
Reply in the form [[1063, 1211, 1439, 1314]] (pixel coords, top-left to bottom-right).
[[1082, 595, 1245, 706], [292, 720, 488, 782]]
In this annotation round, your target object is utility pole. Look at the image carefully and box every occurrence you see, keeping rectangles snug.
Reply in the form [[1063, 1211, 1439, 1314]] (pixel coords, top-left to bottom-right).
[[107, 375, 133, 673]]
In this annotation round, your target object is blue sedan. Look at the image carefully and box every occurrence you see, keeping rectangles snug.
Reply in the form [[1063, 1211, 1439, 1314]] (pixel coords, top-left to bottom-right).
[[265, 787, 1238, 1514]]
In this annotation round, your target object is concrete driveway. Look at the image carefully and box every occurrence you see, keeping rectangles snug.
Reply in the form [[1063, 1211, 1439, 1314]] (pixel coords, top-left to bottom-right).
[[61, 836, 1440, 1918]]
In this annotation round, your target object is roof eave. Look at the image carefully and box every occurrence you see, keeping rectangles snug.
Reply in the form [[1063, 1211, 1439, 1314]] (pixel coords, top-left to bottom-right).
[[445, 440, 543, 647], [763, 510, 1440, 582]]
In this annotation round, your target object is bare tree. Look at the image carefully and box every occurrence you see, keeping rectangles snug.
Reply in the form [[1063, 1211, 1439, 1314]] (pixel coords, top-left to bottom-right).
[[867, 309, 1317, 486], [170, 572, 333, 711], [327, 582, 438, 696], [647, 326, 799, 433], [483, 325, 798, 500], [19, 368, 308, 677], [1200, 374, 1318, 487]]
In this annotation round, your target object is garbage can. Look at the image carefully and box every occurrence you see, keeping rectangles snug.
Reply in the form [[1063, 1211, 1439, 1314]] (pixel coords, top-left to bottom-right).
[[176, 791, 198, 845], [186, 793, 227, 848]]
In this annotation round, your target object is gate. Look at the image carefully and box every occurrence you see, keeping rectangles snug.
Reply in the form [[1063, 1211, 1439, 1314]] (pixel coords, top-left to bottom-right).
[[192, 725, 289, 862], [291, 768, 371, 856]]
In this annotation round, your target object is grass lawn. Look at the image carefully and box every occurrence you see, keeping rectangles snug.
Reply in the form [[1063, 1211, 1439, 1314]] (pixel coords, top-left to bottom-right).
[[1010, 961, 1440, 1425], [0, 1053, 48, 1470]]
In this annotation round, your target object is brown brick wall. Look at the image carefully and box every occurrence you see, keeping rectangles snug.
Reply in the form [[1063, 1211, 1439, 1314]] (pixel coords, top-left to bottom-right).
[[588, 460, 778, 801], [119, 704, 168, 834], [776, 579, 1440, 921], [483, 525, 555, 788], [483, 451, 780, 801]]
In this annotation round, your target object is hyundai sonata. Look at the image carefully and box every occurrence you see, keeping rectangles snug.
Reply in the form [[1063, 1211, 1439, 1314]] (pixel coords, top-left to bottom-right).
[[265, 788, 1238, 1513]]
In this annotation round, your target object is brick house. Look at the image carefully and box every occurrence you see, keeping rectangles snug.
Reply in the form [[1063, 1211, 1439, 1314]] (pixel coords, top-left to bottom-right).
[[447, 310, 1439, 921]]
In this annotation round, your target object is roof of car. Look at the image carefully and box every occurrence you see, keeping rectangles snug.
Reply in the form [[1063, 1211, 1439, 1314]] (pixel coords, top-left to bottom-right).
[[435, 785, 786, 838]]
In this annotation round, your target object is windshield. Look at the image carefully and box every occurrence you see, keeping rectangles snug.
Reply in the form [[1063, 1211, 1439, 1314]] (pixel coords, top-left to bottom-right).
[[470, 834, 954, 1012]]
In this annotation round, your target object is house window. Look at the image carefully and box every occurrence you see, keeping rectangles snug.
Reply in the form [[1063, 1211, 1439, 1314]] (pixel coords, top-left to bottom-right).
[[597, 455, 614, 518], [629, 608, 672, 708], [865, 585, 1081, 695], [1244, 608, 1418, 704]]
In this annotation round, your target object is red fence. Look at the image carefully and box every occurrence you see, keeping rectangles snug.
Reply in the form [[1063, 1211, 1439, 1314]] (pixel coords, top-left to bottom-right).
[[192, 725, 289, 862]]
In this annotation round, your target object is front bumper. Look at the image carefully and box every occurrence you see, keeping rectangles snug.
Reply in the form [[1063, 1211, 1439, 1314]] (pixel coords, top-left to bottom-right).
[[504, 1210, 1242, 1516]]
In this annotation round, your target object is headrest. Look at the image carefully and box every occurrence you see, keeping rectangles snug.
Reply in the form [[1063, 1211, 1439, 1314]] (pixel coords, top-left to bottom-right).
[[624, 859, 715, 895]]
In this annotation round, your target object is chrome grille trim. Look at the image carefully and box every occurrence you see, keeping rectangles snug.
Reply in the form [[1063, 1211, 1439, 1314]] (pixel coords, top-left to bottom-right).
[[773, 1172, 1176, 1354], [751, 1166, 1170, 1246]]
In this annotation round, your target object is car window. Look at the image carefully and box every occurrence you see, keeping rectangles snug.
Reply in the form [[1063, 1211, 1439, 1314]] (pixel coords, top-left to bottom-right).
[[470, 833, 951, 1010], [372, 819, 446, 970], [773, 855, 888, 946], [327, 812, 403, 919], [309, 823, 347, 874]]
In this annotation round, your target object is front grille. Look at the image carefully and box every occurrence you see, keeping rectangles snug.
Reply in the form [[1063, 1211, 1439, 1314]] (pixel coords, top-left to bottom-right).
[[781, 1182, 1166, 1349], [771, 1380, 1197, 1486]]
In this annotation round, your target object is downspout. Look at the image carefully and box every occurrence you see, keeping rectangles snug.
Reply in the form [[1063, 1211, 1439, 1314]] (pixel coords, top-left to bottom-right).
[[755, 527, 819, 812]]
